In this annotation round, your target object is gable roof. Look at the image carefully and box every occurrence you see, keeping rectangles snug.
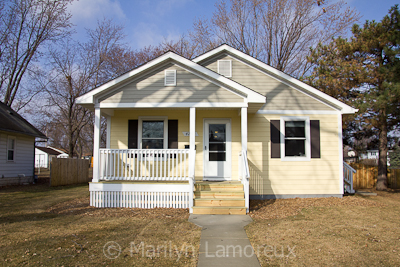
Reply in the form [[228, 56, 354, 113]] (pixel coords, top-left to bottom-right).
[[193, 44, 358, 114], [36, 146, 63, 155], [0, 101, 47, 138], [76, 51, 266, 107]]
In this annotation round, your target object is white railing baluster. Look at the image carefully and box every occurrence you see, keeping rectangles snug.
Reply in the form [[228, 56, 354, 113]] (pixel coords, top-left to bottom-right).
[[97, 149, 191, 182], [155, 150, 158, 180], [152, 150, 155, 180], [179, 151, 183, 179]]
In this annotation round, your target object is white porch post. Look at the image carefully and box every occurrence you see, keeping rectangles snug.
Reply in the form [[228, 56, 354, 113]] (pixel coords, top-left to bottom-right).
[[106, 116, 111, 149], [92, 107, 101, 183], [189, 107, 196, 213], [241, 107, 247, 152], [241, 107, 249, 213], [190, 107, 196, 151]]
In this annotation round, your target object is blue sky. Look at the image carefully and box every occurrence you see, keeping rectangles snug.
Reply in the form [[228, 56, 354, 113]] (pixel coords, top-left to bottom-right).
[[68, 0, 400, 50]]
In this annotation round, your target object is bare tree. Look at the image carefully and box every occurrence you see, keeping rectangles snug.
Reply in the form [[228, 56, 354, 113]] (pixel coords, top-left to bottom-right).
[[41, 19, 149, 157], [0, 0, 73, 107], [168, 0, 359, 77]]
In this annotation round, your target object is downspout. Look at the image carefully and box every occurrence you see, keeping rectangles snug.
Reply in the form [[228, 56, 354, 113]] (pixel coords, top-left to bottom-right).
[[32, 139, 36, 184]]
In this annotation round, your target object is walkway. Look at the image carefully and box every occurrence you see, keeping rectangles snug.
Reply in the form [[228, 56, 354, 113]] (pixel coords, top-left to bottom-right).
[[189, 215, 261, 267]]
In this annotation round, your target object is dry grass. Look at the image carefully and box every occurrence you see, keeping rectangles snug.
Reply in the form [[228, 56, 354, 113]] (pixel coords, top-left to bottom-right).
[[246, 190, 400, 266], [3, 180, 400, 266], [0, 184, 200, 266]]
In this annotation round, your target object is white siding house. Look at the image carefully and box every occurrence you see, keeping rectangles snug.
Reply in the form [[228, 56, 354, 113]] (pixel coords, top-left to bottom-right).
[[35, 146, 68, 168], [0, 102, 47, 186]]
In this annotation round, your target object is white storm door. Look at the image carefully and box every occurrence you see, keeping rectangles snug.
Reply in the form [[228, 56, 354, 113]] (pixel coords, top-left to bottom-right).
[[203, 119, 231, 180]]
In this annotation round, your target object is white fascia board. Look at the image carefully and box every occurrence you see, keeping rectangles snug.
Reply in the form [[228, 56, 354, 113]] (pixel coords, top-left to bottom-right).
[[76, 51, 266, 105], [76, 95, 93, 104], [76, 52, 178, 104], [97, 102, 248, 108], [193, 45, 357, 114], [257, 110, 340, 115]]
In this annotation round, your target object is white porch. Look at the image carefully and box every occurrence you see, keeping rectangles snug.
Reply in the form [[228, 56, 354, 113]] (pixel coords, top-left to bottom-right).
[[90, 107, 251, 213]]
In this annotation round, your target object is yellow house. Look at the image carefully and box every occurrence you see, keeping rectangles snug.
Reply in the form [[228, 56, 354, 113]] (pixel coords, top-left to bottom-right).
[[77, 45, 357, 214]]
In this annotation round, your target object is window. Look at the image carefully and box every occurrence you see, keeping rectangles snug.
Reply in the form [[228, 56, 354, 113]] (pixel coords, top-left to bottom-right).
[[280, 117, 310, 161], [142, 121, 164, 149], [208, 124, 226, 161], [164, 70, 176, 86], [138, 117, 168, 149], [217, 60, 232, 77], [7, 136, 15, 161]]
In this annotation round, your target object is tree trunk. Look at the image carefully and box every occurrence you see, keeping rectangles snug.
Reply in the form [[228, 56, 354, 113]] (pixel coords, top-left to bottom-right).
[[69, 137, 74, 158], [376, 113, 388, 190]]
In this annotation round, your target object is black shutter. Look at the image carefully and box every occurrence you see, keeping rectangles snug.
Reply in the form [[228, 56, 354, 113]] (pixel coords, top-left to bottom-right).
[[168, 120, 178, 149], [310, 120, 320, 158], [270, 120, 280, 158], [128, 120, 138, 149]]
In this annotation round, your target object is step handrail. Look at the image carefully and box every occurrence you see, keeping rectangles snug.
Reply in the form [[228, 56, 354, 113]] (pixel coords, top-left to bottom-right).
[[239, 150, 250, 213], [343, 162, 356, 194]]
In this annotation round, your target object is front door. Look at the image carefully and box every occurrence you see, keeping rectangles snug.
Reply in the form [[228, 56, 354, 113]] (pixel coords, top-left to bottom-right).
[[203, 119, 231, 180]]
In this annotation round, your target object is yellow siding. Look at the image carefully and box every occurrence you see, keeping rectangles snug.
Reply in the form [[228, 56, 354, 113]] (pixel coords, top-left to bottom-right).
[[110, 109, 189, 149], [100, 63, 244, 104], [109, 109, 242, 181], [201, 54, 335, 111], [247, 113, 341, 196], [109, 110, 341, 195]]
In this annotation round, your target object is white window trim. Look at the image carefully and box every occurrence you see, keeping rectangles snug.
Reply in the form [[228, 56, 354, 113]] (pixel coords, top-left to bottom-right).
[[7, 136, 16, 162], [138, 116, 168, 149], [280, 116, 310, 161], [164, 70, 176, 86], [217, 60, 232, 77]]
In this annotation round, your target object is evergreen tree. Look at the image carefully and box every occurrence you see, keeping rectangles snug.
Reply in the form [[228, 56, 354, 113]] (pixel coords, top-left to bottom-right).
[[306, 5, 400, 190]]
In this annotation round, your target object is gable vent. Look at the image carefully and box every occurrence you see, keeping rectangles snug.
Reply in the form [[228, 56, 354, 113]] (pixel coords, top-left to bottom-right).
[[165, 70, 176, 86], [218, 60, 232, 77]]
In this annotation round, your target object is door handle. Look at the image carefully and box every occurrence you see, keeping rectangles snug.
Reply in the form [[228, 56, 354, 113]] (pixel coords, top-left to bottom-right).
[[205, 146, 207, 150]]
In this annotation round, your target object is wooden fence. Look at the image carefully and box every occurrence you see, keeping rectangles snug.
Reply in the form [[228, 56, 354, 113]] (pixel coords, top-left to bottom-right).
[[350, 163, 400, 189], [51, 158, 90, 186]]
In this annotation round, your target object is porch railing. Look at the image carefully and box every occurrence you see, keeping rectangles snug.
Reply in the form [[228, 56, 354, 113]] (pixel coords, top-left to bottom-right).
[[239, 150, 250, 213], [99, 149, 191, 181], [343, 162, 356, 194]]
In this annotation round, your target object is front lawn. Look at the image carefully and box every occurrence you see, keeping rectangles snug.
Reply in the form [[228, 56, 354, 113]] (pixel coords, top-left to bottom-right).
[[0, 184, 201, 266], [246, 191, 400, 266], [3, 182, 399, 266]]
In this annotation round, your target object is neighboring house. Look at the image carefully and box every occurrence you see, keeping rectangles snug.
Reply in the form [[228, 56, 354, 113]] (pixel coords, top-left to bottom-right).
[[0, 101, 47, 186], [359, 149, 393, 165], [35, 146, 68, 168], [360, 150, 379, 160], [77, 44, 357, 214]]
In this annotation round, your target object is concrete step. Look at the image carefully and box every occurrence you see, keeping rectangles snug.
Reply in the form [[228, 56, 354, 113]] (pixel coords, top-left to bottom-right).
[[194, 198, 245, 207], [192, 206, 246, 215], [194, 191, 244, 199]]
